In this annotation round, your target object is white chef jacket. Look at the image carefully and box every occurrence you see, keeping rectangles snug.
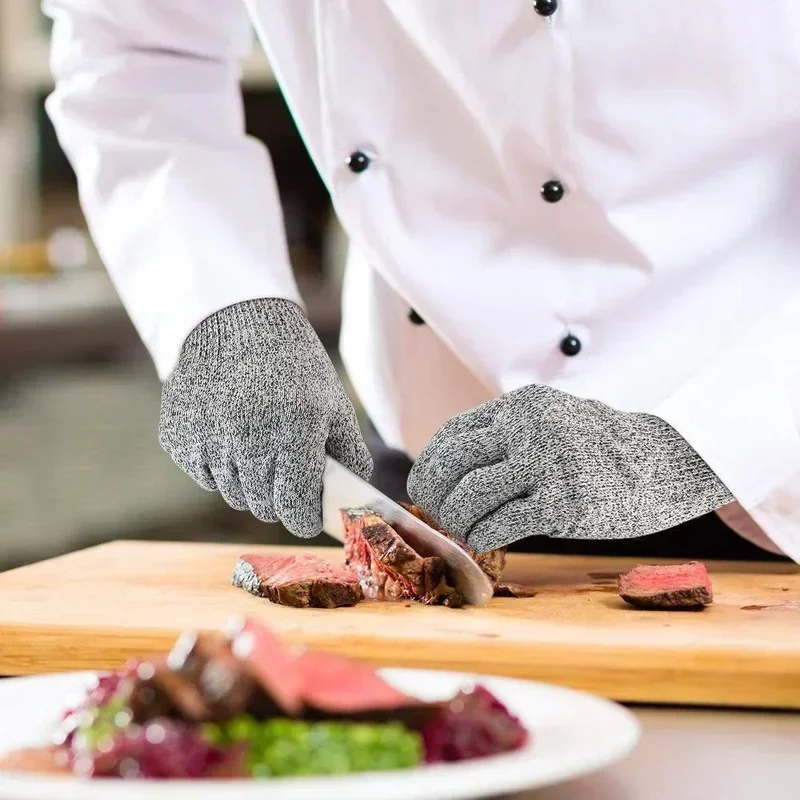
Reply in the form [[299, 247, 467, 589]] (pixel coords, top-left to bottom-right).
[[43, 0, 800, 562]]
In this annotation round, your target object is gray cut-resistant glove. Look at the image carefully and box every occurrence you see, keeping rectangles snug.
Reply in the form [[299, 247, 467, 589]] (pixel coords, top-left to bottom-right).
[[407, 384, 734, 553], [159, 298, 373, 538]]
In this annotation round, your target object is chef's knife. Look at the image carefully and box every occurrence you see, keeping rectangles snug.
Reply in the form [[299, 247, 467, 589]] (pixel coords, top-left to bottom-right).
[[321, 456, 493, 607]]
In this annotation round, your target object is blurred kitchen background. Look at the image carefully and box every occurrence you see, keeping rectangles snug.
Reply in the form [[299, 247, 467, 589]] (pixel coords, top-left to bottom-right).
[[0, 3, 356, 569]]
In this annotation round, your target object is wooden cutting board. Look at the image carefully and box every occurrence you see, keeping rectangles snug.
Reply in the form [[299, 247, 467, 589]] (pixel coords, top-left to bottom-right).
[[0, 541, 798, 710]]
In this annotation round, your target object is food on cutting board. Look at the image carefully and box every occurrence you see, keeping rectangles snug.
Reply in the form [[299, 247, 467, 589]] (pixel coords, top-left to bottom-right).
[[232, 552, 363, 609], [230, 503, 522, 609], [618, 562, 713, 610], [342, 508, 465, 607], [229, 504, 714, 613], [400, 502, 508, 585], [0, 619, 528, 780]]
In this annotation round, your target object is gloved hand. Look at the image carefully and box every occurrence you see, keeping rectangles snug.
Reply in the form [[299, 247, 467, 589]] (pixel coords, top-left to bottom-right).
[[158, 298, 372, 537], [407, 384, 733, 552]]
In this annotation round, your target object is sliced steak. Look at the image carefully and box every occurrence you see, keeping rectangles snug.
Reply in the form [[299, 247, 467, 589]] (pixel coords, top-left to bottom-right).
[[473, 548, 508, 587], [229, 618, 304, 717], [126, 658, 211, 723], [401, 502, 507, 586], [297, 649, 439, 729], [127, 620, 305, 726], [342, 509, 463, 607], [618, 562, 713, 610], [128, 634, 247, 725], [232, 553, 363, 609], [167, 629, 273, 721], [295, 649, 412, 714], [232, 620, 436, 723]]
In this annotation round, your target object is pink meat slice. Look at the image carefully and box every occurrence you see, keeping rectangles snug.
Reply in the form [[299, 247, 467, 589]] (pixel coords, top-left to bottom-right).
[[618, 561, 713, 609], [230, 619, 303, 715], [341, 509, 462, 606], [295, 649, 412, 713], [231, 619, 412, 716], [239, 553, 358, 583], [233, 553, 363, 608]]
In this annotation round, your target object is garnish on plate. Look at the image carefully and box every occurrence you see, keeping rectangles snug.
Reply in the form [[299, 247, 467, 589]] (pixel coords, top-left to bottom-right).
[[0, 618, 529, 780]]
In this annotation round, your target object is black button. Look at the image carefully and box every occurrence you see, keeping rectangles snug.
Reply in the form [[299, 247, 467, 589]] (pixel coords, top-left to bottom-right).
[[534, 0, 558, 16], [408, 308, 425, 326], [541, 180, 565, 203], [560, 334, 581, 356], [346, 151, 371, 174]]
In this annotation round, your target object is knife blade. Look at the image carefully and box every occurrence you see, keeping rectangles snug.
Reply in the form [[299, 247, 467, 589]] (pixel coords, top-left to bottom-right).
[[321, 456, 493, 607]]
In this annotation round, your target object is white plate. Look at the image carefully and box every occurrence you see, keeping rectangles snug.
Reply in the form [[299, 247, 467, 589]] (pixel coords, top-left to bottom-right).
[[0, 669, 640, 800]]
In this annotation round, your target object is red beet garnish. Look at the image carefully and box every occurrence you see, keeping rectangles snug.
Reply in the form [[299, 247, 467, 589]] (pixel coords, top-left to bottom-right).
[[76, 718, 230, 780], [58, 664, 140, 749], [60, 672, 124, 722], [421, 685, 528, 763]]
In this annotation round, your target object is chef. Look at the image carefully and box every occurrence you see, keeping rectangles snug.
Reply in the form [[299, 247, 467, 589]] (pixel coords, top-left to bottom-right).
[[44, 1, 800, 562]]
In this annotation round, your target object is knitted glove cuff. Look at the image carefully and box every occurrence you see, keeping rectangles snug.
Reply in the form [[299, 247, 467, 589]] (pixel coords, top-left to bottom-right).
[[179, 298, 314, 367], [644, 413, 735, 506]]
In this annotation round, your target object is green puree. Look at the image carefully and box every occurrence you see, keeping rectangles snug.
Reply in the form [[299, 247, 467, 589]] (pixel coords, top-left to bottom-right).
[[202, 716, 424, 777]]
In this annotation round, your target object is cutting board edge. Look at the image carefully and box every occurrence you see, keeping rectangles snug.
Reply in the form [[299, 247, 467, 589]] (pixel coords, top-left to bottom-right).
[[2, 623, 799, 711]]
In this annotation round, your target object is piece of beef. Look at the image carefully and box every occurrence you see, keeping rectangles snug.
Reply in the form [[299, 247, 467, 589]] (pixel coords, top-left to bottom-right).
[[618, 561, 713, 610], [295, 649, 411, 713], [293, 646, 440, 729], [127, 618, 422, 729], [125, 658, 207, 723], [232, 620, 435, 725], [127, 636, 236, 724], [493, 582, 538, 598], [229, 618, 303, 716], [232, 552, 363, 609], [342, 508, 463, 607], [475, 549, 508, 587], [167, 628, 287, 721], [126, 647, 270, 727], [401, 502, 507, 586], [126, 621, 304, 726]]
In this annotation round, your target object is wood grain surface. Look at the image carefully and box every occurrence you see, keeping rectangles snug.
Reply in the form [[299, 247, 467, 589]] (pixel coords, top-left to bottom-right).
[[0, 541, 798, 709]]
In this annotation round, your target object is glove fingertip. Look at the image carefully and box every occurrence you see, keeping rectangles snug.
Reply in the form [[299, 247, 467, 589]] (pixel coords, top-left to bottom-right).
[[166, 446, 217, 492], [349, 448, 374, 482], [249, 504, 279, 525], [467, 523, 506, 554], [195, 474, 218, 493], [328, 434, 374, 481], [295, 523, 323, 540], [282, 509, 323, 539], [406, 464, 432, 512], [272, 447, 326, 539]]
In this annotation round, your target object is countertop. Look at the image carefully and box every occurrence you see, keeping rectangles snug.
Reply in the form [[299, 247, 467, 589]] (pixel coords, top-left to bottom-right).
[[512, 706, 800, 800]]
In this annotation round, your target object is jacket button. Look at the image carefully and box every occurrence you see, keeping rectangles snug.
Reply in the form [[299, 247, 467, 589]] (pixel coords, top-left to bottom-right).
[[541, 180, 565, 203], [533, 0, 558, 16], [346, 151, 371, 174], [408, 308, 425, 325], [559, 334, 581, 356]]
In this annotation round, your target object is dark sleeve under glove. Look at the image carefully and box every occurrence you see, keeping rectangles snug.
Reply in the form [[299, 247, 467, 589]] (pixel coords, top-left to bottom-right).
[[407, 384, 734, 553], [158, 298, 373, 538]]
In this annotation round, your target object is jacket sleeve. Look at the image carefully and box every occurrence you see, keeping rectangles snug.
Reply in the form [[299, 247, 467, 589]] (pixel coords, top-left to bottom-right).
[[654, 291, 800, 563], [43, 0, 302, 379]]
